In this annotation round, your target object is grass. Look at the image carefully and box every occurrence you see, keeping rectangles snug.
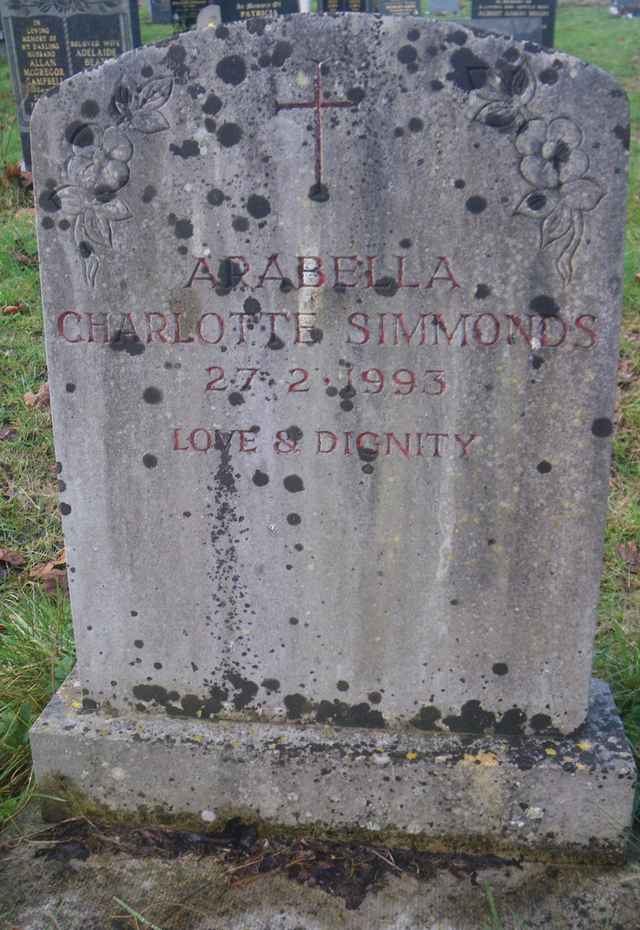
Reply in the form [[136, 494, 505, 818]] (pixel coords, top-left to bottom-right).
[[0, 6, 639, 836]]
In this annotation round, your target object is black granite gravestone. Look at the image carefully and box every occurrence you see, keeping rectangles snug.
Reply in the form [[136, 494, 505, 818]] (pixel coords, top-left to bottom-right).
[[376, 0, 419, 13], [471, 0, 557, 48], [318, 0, 370, 12], [218, 0, 298, 23], [0, 0, 141, 169], [171, 0, 208, 28]]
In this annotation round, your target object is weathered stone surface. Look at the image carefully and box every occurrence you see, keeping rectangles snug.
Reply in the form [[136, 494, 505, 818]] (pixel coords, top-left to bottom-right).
[[32, 14, 628, 736], [30, 678, 636, 862]]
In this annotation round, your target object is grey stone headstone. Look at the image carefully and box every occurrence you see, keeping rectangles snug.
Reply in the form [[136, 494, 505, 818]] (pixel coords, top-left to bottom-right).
[[0, 0, 140, 169], [196, 3, 222, 27], [471, 0, 557, 48], [29, 15, 635, 852]]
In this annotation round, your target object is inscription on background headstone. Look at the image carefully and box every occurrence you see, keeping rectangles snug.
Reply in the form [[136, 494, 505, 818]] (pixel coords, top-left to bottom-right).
[[218, 0, 298, 23], [318, 0, 370, 13], [149, 0, 173, 25], [376, 0, 419, 15], [0, 0, 141, 168], [471, 0, 556, 47], [429, 0, 459, 14], [29, 16, 635, 856], [171, 0, 209, 29]]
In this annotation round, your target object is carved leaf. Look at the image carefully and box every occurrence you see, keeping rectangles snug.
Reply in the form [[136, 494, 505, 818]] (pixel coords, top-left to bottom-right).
[[74, 213, 86, 248], [511, 59, 536, 105], [83, 207, 112, 248], [556, 211, 583, 285], [129, 110, 169, 134], [541, 203, 573, 249], [96, 197, 131, 221], [113, 79, 137, 118], [84, 253, 100, 288], [473, 101, 519, 129], [56, 185, 87, 216], [138, 77, 173, 112], [514, 188, 560, 220], [560, 178, 604, 212]]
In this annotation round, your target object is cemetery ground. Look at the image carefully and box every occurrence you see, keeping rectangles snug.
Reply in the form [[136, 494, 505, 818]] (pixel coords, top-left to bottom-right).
[[0, 6, 640, 928]]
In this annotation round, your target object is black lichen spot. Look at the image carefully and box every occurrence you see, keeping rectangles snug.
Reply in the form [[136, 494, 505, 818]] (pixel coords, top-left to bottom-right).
[[170, 139, 200, 159], [167, 213, 176, 226], [247, 194, 271, 219], [271, 40, 293, 67], [286, 426, 303, 442], [244, 296, 261, 315], [529, 295, 559, 317], [228, 391, 244, 406], [178, 246, 188, 256], [368, 691, 382, 704], [525, 191, 548, 213], [446, 30, 467, 46], [258, 53, 271, 68], [284, 474, 304, 493], [78, 241, 93, 258], [326, 386, 338, 397], [58, 219, 70, 230], [289, 616, 299, 625], [503, 47, 520, 63], [532, 355, 544, 370], [614, 124, 630, 151], [430, 79, 444, 91], [82, 698, 98, 711], [218, 123, 243, 147], [110, 330, 145, 356], [316, 700, 384, 729], [165, 45, 188, 81], [216, 55, 246, 86], [225, 671, 258, 710], [408, 117, 423, 133], [411, 706, 442, 731], [537, 460, 552, 474], [466, 195, 487, 214], [59, 502, 72, 516], [232, 216, 249, 232], [374, 276, 398, 297], [336, 680, 349, 692], [262, 677, 280, 692], [215, 24, 229, 38], [309, 327, 323, 344], [41, 216, 55, 229], [203, 92, 222, 116], [143, 386, 163, 404], [394, 127, 404, 138], [357, 444, 378, 465], [65, 383, 75, 393], [142, 453, 158, 469], [187, 83, 205, 99], [592, 417, 613, 438], [141, 65, 153, 78], [81, 99, 99, 118], [39, 188, 61, 213], [397, 45, 417, 65], [287, 513, 301, 526], [65, 121, 94, 147], [207, 188, 224, 206], [284, 693, 310, 720], [475, 284, 490, 299], [142, 185, 157, 203], [246, 17, 266, 34], [407, 27, 420, 41], [134, 639, 144, 648], [205, 117, 217, 134], [175, 219, 193, 239], [154, 662, 162, 670], [252, 469, 269, 487], [308, 182, 329, 203], [267, 333, 285, 350], [492, 662, 509, 676], [446, 48, 488, 92], [530, 713, 553, 732], [444, 700, 495, 734], [58, 480, 66, 492], [495, 707, 526, 736], [399, 238, 412, 249], [539, 68, 558, 85]]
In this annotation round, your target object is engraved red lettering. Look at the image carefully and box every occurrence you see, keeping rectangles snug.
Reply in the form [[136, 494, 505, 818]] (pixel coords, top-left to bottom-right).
[[419, 433, 448, 457], [57, 310, 83, 343], [274, 430, 300, 453], [473, 313, 500, 346], [347, 312, 370, 345], [257, 254, 288, 287], [540, 316, 567, 348], [197, 313, 224, 345], [393, 313, 429, 346], [239, 430, 257, 453], [425, 256, 460, 289], [145, 312, 169, 344], [333, 255, 362, 288], [316, 431, 338, 453], [87, 312, 109, 344], [190, 428, 213, 452], [294, 312, 318, 345], [433, 314, 468, 346], [173, 312, 194, 344], [455, 433, 478, 456], [506, 314, 534, 347], [396, 255, 419, 288], [385, 432, 412, 458], [574, 314, 598, 348], [173, 428, 189, 451], [185, 257, 218, 288], [297, 256, 325, 288]]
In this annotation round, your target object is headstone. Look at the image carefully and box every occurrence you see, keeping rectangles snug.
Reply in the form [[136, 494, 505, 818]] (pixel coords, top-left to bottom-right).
[[429, 0, 460, 13], [615, 0, 640, 14], [149, 0, 173, 25], [471, 0, 557, 48], [376, 0, 419, 14], [218, 0, 299, 23], [171, 0, 210, 29], [30, 15, 635, 860], [0, 0, 141, 169], [318, 0, 370, 12], [470, 14, 545, 45], [197, 3, 222, 27]]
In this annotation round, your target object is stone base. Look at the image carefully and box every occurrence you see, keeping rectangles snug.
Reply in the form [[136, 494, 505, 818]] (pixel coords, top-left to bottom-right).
[[30, 677, 636, 863]]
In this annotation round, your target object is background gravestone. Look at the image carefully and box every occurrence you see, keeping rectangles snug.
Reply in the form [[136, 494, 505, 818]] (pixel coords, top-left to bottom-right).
[[376, 0, 419, 15], [429, 0, 460, 14], [149, 0, 173, 26], [30, 15, 635, 859], [318, 0, 370, 12], [471, 0, 557, 47], [171, 0, 210, 29], [218, 0, 298, 23], [0, 0, 141, 169]]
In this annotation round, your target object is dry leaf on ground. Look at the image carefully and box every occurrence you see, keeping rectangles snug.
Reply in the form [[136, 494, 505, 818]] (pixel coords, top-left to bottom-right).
[[0, 548, 26, 568], [30, 550, 68, 594], [1, 303, 25, 315], [617, 541, 640, 573], [24, 383, 50, 408], [0, 426, 18, 441]]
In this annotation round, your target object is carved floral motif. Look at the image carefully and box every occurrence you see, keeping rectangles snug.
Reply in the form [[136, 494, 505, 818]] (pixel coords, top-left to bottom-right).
[[53, 74, 173, 286], [471, 56, 604, 284]]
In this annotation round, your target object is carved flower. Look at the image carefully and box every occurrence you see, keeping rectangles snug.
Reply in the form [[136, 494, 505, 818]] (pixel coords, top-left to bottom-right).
[[66, 126, 133, 201], [516, 118, 589, 189]]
